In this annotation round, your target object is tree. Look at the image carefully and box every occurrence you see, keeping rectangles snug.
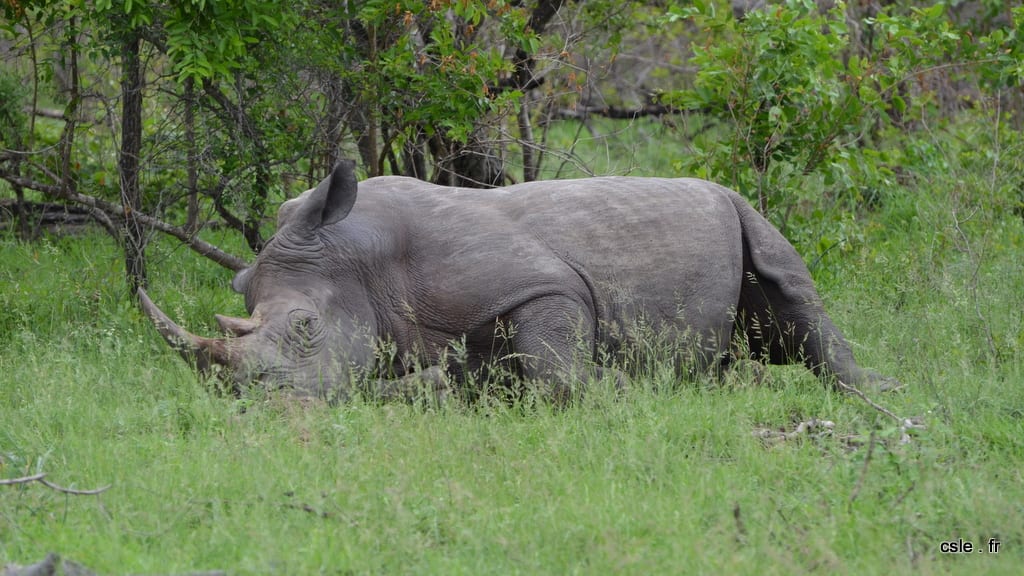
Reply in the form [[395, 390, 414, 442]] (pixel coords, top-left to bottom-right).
[[116, 11, 146, 292]]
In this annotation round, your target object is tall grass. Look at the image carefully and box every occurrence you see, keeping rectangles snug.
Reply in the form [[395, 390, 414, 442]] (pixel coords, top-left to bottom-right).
[[2, 119, 1023, 574]]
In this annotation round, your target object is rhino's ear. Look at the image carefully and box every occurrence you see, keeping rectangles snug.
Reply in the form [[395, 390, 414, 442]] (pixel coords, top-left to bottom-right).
[[297, 159, 358, 231], [231, 267, 252, 294]]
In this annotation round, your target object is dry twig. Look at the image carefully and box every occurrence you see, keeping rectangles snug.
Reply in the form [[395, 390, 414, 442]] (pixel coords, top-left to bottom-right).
[[835, 380, 925, 444], [0, 473, 110, 496], [752, 418, 835, 444]]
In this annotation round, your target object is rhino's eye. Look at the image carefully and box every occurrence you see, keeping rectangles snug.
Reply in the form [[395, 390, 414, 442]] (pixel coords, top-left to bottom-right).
[[285, 309, 325, 357]]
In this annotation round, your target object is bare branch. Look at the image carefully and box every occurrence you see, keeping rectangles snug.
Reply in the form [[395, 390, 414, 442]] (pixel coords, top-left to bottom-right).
[[38, 478, 112, 496], [0, 173, 248, 271], [834, 380, 926, 445], [554, 103, 678, 120], [834, 380, 901, 421], [78, 193, 248, 271], [0, 473, 46, 485], [22, 106, 67, 120], [0, 173, 60, 195], [0, 472, 110, 495]]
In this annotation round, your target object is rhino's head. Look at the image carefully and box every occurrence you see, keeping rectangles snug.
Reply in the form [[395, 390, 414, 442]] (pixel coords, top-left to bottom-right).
[[139, 161, 379, 398]]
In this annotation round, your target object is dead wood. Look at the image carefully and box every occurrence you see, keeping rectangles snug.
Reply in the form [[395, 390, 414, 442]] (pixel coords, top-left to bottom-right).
[[0, 173, 247, 272], [834, 379, 925, 445], [2, 553, 226, 576], [752, 418, 836, 445], [0, 472, 110, 496]]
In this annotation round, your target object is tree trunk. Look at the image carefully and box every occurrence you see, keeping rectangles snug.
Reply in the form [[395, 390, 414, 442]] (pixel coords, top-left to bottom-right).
[[514, 0, 563, 183], [119, 29, 147, 294], [12, 179, 38, 241], [59, 15, 79, 200], [518, 98, 537, 182], [184, 76, 200, 235], [320, 72, 346, 179]]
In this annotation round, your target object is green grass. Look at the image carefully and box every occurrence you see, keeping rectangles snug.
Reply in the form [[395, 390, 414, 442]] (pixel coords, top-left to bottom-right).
[[3, 125, 1024, 574]]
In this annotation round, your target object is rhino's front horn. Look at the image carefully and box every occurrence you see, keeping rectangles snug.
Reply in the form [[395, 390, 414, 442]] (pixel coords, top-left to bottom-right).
[[137, 288, 234, 374]]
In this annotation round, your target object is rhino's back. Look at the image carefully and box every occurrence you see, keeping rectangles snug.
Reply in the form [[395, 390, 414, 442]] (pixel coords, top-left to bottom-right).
[[499, 176, 741, 273], [360, 175, 741, 253]]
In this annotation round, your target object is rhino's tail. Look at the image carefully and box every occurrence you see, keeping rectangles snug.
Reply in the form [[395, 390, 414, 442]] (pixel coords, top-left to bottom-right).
[[724, 190, 893, 390]]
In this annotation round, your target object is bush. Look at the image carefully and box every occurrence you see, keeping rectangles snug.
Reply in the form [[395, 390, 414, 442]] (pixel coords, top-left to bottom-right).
[[661, 0, 1017, 229]]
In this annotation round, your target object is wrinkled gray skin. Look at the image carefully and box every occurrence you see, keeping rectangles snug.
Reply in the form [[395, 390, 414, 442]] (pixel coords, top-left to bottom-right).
[[140, 161, 897, 402]]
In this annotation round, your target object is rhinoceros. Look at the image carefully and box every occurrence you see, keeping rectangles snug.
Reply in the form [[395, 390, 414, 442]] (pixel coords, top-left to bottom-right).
[[139, 160, 896, 402]]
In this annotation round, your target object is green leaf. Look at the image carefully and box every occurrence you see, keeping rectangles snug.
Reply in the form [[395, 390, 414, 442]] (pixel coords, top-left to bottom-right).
[[891, 95, 906, 115]]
